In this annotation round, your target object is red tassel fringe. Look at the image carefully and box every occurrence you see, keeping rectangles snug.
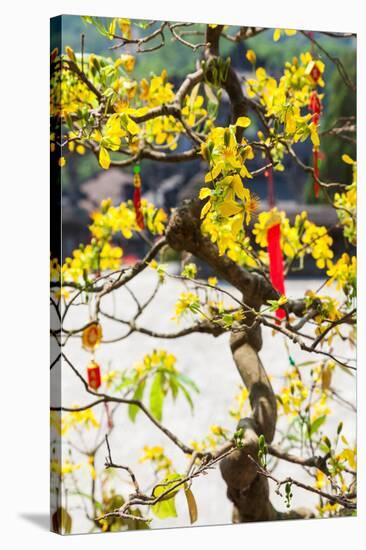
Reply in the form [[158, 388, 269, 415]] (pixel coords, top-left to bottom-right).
[[267, 223, 286, 320]]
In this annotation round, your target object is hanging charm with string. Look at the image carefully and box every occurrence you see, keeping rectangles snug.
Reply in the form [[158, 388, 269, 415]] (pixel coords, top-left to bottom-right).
[[306, 34, 325, 199], [133, 164, 144, 229]]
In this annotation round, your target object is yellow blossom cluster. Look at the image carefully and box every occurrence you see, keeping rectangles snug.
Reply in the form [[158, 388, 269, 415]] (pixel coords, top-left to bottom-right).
[[199, 121, 256, 232], [229, 385, 250, 422], [133, 349, 177, 379], [51, 38, 211, 167], [90, 198, 167, 240], [277, 364, 331, 423], [51, 459, 82, 478], [201, 209, 258, 264], [253, 208, 334, 269], [172, 292, 201, 321], [333, 155, 357, 245], [51, 408, 100, 436], [60, 197, 167, 285], [326, 253, 356, 297], [139, 445, 173, 475], [190, 424, 230, 453], [62, 241, 123, 284], [246, 52, 324, 149]]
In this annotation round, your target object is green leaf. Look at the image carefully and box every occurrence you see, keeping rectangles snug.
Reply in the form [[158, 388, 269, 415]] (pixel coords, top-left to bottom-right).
[[176, 381, 194, 411], [81, 16, 93, 24], [175, 372, 199, 393], [295, 360, 317, 367], [150, 372, 165, 421], [151, 474, 183, 519], [90, 17, 110, 38], [309, 415, 326, 437], [168, 374, 179, 401], [128, 379, 146, 422], [185, 487, 198, 524], [151, 498, 177, 520], [258, 434, 266, 451], [108, 18, 116, 39]]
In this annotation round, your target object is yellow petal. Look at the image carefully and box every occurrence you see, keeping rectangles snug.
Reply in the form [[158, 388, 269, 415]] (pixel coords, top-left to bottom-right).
[[236, 116, 251, 128], [199, 187, 212, 200], [246, 50, 256, 64], [200, 200, 212, 219], [99, 146, 111, 170], [342, 154, 355, 165], [219, 200, 242, 217], [273, 29, 281, 42], [205, 163, 222, 182], [232, 174, 246, 200], [126, 117, 140, 135]]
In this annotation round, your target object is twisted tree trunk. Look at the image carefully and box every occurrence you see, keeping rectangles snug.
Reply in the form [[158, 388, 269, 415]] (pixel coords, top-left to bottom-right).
[[220, 322, 278, 522], [166, 200, 311, 522]]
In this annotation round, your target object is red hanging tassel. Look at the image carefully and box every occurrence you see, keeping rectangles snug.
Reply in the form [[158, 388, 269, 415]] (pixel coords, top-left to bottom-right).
[[265, 167, 286, 320], [87, 360, 101, 391], [267, 222, 286, 321], [133, 165, 144, 229], [308, 90, 322, 199]]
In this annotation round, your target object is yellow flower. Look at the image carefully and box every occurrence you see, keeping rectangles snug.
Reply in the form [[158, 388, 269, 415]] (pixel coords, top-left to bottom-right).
[[118, 54, 135, 72], [337, 447, 356, 470], [53, 287, 70, 301], [315, 470, 327, 489], [61, 408, 100, 435], [51, 459, 81, 477], [273, 29, 297, 42], [246, 49, 256, 64], [173, 292, 200, 321], [139, 446, 173, 474]]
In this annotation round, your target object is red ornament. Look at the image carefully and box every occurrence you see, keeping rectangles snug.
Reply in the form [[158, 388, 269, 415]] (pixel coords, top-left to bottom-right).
[[267, 222, 286, 321], [309, 91, 321, 124], [308, 91, 322, 199], [87, 360, 101, 391], [133, 165, 144, 229], [310, 64, 321, 83]]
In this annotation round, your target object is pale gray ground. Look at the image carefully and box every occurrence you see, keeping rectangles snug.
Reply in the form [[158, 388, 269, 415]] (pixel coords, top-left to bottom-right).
[[55, 268, 356, 533]]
